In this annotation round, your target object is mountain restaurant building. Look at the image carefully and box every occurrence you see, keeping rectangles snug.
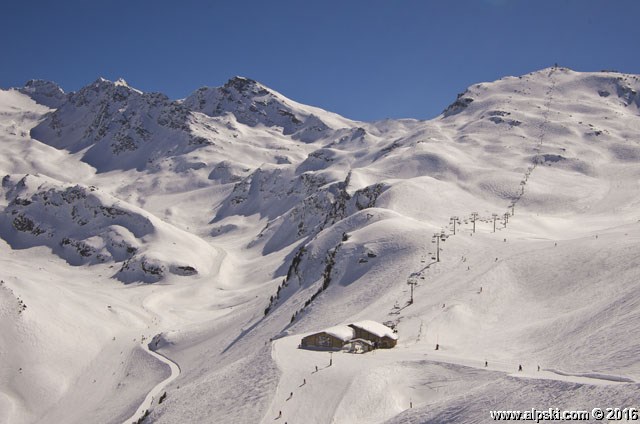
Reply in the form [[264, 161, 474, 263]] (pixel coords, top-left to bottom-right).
[[300, 325, 355, 351], [349, 320, 398, 348]]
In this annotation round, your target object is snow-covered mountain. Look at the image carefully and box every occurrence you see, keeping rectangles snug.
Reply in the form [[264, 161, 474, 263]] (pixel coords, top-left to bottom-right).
[[29, 77, 214, 172], [184, 76, 354, 141], [1, 67, 639, 424]]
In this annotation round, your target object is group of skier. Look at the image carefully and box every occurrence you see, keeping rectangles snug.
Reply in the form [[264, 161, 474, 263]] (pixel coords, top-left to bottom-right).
[[277, 357, 333, 421]]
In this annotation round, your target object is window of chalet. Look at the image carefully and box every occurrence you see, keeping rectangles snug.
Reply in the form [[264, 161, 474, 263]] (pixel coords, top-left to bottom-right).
[[318, 335, 332, 347]]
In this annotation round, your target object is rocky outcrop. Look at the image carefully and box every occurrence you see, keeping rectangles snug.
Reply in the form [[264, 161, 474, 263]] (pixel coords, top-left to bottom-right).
[[184, 76, 339, 141], [30, 78, 209, 172], [0, 174, 207, 283], [19, 80, 67, 108], [443, 91, 474, 117]]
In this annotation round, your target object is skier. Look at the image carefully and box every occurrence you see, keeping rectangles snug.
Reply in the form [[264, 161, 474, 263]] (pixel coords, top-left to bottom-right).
[[518, 364, 523, 372], [537, 365, 540, 372], [278, 411, 282, 418], [435, 343, 439, 350], [315, 365, 318, 372], [485, 361, 488, 367]]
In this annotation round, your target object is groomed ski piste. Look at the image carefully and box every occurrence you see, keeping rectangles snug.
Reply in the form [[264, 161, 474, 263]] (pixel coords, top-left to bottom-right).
[[1, 67, 639, 423]]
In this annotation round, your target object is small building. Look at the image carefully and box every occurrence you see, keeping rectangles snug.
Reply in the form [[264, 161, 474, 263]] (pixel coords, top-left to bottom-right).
[[349, 320, 398, 348], [300, 325, 355, 351], [343, 338, 374, 354]]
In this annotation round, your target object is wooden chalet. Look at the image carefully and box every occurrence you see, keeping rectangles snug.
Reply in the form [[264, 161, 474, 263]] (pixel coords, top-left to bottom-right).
[[349, 320, 398, 348], [300, 320, 398, 352], [300, 325, 355, 351]]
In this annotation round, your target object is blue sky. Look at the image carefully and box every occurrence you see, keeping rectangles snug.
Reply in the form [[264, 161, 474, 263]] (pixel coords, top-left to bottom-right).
[[2, 0, 639, 121]]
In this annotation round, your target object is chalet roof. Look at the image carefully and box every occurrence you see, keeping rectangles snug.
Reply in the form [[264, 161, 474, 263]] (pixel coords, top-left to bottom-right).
[[350, 320, 398, 340], [323, 325, 355, 342]]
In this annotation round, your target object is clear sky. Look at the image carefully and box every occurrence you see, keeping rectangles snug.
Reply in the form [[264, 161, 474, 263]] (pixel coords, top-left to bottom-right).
[[2, 0, 639, 121]]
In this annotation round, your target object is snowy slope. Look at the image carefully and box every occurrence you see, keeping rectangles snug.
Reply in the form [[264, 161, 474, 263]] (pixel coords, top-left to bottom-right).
[[0, 174, 219, 283], [1, 67, 640, 424]]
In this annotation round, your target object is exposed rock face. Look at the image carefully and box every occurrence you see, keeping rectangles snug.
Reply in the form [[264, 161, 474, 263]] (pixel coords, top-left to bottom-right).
[[29, 78, 205, 172], [184, 76, 333, 141], [443, 91, 474, 116], [0, 174, 206, 283], [185, 77, 302, 130], [19, 80, 67, 108], [1, 174, 149, 266]]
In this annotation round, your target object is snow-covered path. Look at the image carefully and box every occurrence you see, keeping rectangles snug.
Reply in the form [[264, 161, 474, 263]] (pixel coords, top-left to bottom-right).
[[122, 340, 181, 424]]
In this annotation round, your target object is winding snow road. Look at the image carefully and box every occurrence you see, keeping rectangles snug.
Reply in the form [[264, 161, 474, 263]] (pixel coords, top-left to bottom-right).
[[122, 340, 181, 424]]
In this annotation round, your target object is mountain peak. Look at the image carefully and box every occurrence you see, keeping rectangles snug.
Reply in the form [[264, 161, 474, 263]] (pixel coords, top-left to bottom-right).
[[224, 75, 256, 87], [183, 76, 355, 139], [23, 79, 63, 91], [30, 76, 200, 172], [93, 76, 111, 86], [87, 77, 143, 95], [222, 76, 269, 97], [115, 78, 131, 87], [19, 79, 66, 108]]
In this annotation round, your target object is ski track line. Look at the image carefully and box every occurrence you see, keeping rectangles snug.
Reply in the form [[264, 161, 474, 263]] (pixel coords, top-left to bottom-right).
[[420, 354, 635, 387], [122, 342, 181, 424]]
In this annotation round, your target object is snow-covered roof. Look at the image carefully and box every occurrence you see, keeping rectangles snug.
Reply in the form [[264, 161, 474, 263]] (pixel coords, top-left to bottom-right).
[[322, 325, 355, 342], [350, 320, 398, 340]]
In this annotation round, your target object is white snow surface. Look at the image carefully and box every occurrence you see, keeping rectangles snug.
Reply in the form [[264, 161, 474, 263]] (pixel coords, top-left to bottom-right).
[[1, 67, 640, 424]]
